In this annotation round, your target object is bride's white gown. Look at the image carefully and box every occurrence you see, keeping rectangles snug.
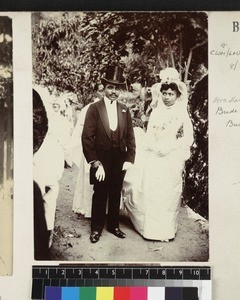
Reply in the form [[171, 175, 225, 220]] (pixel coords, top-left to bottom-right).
[[124, 100, 193, 240]]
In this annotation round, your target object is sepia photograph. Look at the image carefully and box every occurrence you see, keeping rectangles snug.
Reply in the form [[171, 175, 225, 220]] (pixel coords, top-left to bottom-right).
[[32, 12, 208, 262], [0, 16, 13, 275]]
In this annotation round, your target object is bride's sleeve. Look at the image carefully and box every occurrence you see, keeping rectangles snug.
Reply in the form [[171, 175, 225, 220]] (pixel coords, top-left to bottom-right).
[[179, 83, 193, 150], [144, 110, 158, 151], [184, 111, 194, 148]]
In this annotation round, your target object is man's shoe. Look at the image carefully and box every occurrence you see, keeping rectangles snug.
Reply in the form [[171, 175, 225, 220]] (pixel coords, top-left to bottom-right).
[[108, 228, 126, 238], [90, 231, 100, 243]]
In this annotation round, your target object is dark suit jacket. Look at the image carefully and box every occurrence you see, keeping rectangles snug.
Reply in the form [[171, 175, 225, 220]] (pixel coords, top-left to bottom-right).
[[82, 99, 136, 164]]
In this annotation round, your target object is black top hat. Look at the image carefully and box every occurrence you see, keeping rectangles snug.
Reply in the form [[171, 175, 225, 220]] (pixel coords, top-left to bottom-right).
[[101, 65, 126, 86]]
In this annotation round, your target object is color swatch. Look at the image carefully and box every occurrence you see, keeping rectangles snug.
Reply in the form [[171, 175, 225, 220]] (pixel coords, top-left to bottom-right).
[[45, 286, 199, 300]]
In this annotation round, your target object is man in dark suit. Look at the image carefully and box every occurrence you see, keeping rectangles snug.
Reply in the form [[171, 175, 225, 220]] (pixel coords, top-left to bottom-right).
[[82, 65, 136, 243]]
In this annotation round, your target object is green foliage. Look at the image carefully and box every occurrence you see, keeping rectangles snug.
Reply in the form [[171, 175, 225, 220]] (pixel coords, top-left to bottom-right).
[[0, 16, 13, 107], [32, 12, 207, 104], [0, 17, 12, 67], [0, 17, 13, 186], [183, 75, 208, 219]]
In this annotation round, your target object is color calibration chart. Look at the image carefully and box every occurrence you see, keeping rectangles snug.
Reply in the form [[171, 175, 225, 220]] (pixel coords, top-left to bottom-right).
[[32, 265, 211, 300]]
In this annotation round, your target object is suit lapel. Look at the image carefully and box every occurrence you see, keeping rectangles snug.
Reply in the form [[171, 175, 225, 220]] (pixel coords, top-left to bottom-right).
[[117, 102, 126, 138], [97, 100, 111, 139]]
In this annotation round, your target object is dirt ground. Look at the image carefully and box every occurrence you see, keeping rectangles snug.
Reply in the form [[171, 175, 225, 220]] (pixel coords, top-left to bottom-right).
[[51, 165, 209, 262]]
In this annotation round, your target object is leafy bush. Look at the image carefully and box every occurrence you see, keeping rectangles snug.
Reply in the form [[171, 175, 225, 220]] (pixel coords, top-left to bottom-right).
[[32, 12, 207, 104], [182, 75, 208, 219]]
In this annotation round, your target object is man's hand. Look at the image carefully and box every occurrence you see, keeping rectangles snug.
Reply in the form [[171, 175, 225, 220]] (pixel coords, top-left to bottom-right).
[[122, 162, 133, 171], [91, 160, 102, 168], [95, 165, 105, 181]]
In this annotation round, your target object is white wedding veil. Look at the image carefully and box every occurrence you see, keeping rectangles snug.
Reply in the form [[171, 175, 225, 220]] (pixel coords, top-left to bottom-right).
[[148, 67, 189, 132]]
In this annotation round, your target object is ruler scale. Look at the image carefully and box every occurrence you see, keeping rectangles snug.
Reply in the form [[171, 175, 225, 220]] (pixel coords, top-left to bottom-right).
[[32, 266, 211, 300]]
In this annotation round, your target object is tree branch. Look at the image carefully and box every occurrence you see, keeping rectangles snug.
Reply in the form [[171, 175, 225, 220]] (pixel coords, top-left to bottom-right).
[[168, 39, 175, 68], [184, 39, 207, 82]]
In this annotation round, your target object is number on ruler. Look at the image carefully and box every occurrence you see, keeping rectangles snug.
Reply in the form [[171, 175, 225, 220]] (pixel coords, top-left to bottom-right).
[[112, 270, 115, 276], [145, 269, 149, 276], [95, 270, 99, 275], [193, 269, 200, 276], [161, 269, 166, 276], [61, 269, 65, 276], [78, 270, 81, 276], [178, 269, 183, 276]]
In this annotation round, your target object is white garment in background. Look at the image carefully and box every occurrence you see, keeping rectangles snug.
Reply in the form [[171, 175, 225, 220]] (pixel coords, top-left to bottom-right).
[[49, 112, 73, 166], [33, 132, 64, 230], [71, 101, 96, 217]]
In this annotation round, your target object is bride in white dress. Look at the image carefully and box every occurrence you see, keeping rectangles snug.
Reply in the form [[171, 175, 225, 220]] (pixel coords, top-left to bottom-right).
[[124, 72, 194, 241]]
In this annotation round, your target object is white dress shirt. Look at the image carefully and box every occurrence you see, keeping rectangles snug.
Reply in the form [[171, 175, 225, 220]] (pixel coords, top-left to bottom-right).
[[103, 96, 133, 170], [104, 96, 118, 131]]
